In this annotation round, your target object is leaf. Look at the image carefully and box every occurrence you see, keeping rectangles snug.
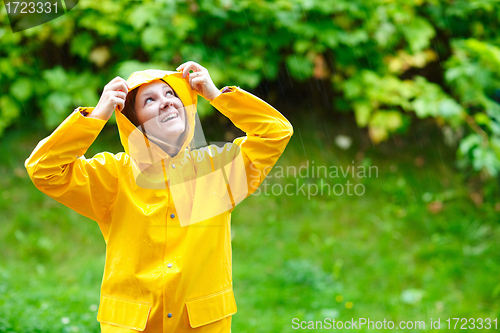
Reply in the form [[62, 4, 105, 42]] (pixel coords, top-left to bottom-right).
[[42, 92, 73, 128], [294, 40, 312, 54], [367, 110, 406, 144], [0, 59, 16, 79], [70, 32, 95, 58], [321, 30, 339, 48], [285, 55, 313, 80], [42, 67, 68, 90], [338, 30, 368, 47], [79, 14, 119, 37], [0, 96, 21, 120], [275, 11, 297, 27], [413, 98, 433, 118], [370, 110, 404, 132], [474, 112, 490, 126], [368, 125, 388, 144], [127, 5, 156, 30], [472, 146, 500, 176], [10, 78, 33, 102], [237, 70, 261, 89], [73, 87, 99, 110], [459, 134, 482, 155], [343, 79, 362, 99], [141, 26, 167, 50], [374, 22, 396, 47], [405, 17, 435, 53], [438, 99, 462, 118], [353, 101, 371, 127], [172, 14, 197, 40]]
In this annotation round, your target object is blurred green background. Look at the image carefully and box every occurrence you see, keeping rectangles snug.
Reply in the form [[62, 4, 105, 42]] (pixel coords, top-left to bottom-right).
[[1, 0, 499, 332]]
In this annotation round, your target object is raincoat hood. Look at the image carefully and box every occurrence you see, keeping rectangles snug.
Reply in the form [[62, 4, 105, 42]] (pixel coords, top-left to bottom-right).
[[116, 70, 199, 165]]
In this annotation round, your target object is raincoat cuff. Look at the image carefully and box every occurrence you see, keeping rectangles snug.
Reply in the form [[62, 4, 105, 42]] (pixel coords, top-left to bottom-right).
[[210, 86, 238, 104], [73, 107, 107, 128], [220, 86, 236, 94], [76, 106, 95, 117]]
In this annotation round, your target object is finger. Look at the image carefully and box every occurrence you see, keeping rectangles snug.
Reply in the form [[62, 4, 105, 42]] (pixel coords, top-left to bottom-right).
[[107, 76, 123, 87], [119, 80, 130, 93], [107, 80, 130, 93], [110, 91, 127, 99], [113, 97, 125, 111], [176, 61, 191, 72], [176, 61, 201, 72], [189, 71, 207, 87], [181, 61, 205, 78], [114, 79, 129, 93], [190, 76, 207, 90], [182, 62, 196, 78], [188, 71, 200, 87], [189, 71, 204, 78]]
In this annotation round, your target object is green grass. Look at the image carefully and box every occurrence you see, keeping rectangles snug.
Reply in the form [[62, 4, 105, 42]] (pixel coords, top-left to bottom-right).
[[0, 117, 499, 332]]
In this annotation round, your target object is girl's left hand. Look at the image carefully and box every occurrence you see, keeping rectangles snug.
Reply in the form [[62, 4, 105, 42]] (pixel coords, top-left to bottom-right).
[[176, 61, 221, 101]]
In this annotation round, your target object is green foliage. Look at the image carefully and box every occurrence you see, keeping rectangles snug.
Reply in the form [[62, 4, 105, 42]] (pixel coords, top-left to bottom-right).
[[1, 0, 500, 176], [444, 39, 500, 176]]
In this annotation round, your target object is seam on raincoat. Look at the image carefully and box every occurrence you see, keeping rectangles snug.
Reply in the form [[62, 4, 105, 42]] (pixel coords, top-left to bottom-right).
[[100, 294, 152, 306], [185, 286, 232, 302], [187, 309, 235, 329]]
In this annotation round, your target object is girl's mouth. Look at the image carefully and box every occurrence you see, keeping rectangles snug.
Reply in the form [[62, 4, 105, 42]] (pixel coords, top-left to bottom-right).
[[161, 113, 179, 123]]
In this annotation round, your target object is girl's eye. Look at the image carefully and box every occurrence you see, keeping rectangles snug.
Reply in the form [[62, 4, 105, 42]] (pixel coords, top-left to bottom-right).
[[166, 91, 173, 96], [145, 97, 153, 104]]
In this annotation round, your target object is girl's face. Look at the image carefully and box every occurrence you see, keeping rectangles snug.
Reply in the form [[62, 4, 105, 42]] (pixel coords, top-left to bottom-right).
[[134, 80, 186, 146]]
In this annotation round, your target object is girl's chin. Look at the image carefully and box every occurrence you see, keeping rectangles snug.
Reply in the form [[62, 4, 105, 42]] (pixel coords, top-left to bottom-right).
[[162, 124, 185, 136], [151, 126, 185, 142]]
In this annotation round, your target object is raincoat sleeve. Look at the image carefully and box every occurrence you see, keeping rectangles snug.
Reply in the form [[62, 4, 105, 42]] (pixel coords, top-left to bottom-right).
[[25, 108, 120, 223], [209, 86, 293, 201]]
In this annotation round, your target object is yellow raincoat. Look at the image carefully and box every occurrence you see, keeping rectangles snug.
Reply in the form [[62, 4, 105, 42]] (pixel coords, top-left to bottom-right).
[[25, 70, 293, 332]]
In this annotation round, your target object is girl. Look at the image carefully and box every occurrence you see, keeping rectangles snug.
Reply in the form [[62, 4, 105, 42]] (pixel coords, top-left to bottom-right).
[[25, 61, 293, 332]]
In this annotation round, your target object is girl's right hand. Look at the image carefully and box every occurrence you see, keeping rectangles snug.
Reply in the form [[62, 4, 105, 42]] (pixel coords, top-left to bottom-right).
[[89, 77, 130, 121]]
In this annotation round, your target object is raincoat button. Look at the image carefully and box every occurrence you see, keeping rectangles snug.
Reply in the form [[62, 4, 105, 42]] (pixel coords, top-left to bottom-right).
[[167, 313, 173, 318], [167, 263, 173, 268], [170, 213, 175, 218], [172, 164, 176, 169]]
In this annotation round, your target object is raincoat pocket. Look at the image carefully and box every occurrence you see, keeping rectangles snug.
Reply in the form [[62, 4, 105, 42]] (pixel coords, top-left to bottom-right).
[[186, 288, 237, 328], [97, 295, 152, 331]]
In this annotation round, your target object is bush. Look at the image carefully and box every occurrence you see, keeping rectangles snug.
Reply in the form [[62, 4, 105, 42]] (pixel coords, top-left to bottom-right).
[[1, 0, 499, 176]]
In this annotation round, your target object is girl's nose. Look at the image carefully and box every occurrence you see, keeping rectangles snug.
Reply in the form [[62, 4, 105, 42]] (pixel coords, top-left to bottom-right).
[[160, 98, 174, 110]]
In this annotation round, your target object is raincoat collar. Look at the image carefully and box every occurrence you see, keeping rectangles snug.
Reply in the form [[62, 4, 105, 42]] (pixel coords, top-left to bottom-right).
[[116, 70, 198, 166]]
